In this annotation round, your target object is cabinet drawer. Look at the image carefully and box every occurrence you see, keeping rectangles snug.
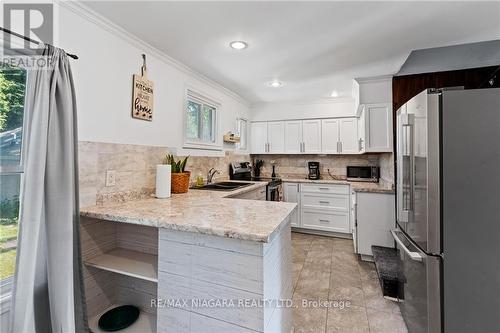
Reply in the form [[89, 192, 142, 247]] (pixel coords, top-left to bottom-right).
[[301, 209, 349, 233], [301, 193, 349, 211], [232, 187, 266, 200], [300, 183, 349, 195]]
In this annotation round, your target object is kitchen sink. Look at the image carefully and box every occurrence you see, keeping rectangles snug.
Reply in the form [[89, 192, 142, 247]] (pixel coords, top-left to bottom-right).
[[192, 181, 253, 191]]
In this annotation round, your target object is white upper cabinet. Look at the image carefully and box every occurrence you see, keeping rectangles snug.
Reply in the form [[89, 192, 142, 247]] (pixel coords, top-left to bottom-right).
[[267, 121, 285, 153], [321, 118, 359, 154], [339, 118, 359, 154], [250, 122, 268, 154], [302, 120, 322, 153], [364, 103, 393, 152], [251, 117, 360, 155], [355, 76, 394, 153], [284, 121, 303, 153], [321, 119, 340, 154], [357, 106, 366, 153], [284, 119, 321, 154]]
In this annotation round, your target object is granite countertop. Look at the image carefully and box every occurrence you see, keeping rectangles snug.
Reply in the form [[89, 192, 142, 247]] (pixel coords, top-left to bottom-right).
[[80, 181, 297, 243], [282, 177, 395, 194]]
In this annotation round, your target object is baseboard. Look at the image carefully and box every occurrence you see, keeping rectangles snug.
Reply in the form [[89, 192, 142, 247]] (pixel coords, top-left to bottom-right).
[[291, 228, 352, 239]]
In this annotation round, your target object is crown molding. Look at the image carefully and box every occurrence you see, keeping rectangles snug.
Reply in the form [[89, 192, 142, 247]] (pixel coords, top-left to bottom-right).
[[354, 74, 394, 84], [250, 96, 355, 109], [57, 0, 250, 107]]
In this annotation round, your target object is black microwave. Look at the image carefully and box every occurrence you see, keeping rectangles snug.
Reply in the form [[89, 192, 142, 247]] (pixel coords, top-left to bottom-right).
[[346, 166, 380, 182]]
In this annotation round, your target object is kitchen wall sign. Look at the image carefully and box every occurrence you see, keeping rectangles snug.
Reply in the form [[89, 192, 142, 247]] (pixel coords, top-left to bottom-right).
[[132, 54, 154, 121]]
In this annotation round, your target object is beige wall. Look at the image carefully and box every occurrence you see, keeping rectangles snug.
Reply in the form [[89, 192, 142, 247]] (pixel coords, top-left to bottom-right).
[[79, 141, 249, 207]]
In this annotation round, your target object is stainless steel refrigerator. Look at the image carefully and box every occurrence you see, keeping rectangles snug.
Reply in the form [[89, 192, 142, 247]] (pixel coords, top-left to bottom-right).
[[394, 88, 500, 333]]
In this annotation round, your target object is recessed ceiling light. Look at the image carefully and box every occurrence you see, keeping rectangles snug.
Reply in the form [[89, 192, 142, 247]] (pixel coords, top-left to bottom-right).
[[229, 41, 248, 50], [268, 80, 283, 88], [330, 90, 339, 97]]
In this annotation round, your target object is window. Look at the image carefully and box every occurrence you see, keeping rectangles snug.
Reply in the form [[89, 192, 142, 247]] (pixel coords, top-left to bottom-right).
[[184, 90, 220, 150], [236, 118, 248, 151], [0, 65, 27, 288]]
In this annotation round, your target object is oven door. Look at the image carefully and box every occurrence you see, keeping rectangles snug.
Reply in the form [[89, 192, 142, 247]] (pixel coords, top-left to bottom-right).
[[392, 229, 441, 333], [267, 184, 280, 201]]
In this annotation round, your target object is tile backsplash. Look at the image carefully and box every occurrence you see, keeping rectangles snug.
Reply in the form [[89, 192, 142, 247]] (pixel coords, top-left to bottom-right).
[[78, 141, 249, 206], [251, 153, 394, 185], [78, 141, 393, 207]]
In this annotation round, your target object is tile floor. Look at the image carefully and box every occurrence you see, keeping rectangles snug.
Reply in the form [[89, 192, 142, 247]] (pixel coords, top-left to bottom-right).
[[291, 232, 408, 333]]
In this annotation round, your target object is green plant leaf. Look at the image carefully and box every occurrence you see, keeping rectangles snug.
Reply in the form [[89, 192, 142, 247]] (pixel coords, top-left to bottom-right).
[[179, 156, 189, 172], [163, 154, 189, 173]]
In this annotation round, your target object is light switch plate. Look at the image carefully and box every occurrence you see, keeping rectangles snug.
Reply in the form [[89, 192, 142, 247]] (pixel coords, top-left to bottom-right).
[[105, 170, 116, 187]]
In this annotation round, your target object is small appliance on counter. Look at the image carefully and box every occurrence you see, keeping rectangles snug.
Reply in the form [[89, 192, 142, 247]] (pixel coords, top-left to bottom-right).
[[253, 159, 264, 178], [308, 161, 320, 180], [346, 166, 380, 182], [229, 162, 282, 201]]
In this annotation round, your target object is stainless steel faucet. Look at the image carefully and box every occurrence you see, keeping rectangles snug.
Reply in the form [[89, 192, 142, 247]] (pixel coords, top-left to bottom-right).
[[207, 168, 221, 183]]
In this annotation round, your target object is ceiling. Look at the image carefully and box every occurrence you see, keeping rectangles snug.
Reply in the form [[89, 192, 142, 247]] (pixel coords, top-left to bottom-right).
[[84, 1, 500, 104]]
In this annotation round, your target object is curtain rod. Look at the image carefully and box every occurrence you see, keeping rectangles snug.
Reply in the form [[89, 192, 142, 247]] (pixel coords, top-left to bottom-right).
[[0, 27, 78, 59]]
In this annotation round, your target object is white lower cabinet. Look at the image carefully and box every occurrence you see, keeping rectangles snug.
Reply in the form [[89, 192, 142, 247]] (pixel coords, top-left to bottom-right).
[[285, 181, 395, 252], [350, 190, 357, 252], [301, 193, 349, 211], [292, 183, 351, 234], [283, 182, 300, 227], [355, 192, 395, 257], [301, 209, 349, 233]]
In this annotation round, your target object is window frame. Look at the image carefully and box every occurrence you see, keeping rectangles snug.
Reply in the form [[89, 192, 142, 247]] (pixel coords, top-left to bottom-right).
[[0, 66, 28, 309], [183, 88, 222, 151], [236, 117, 248, 151]]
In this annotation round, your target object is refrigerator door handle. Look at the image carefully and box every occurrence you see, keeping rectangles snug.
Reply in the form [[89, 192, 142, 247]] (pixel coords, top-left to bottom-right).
[[402, 114, 415, 213], [391, 229, 423, 262]]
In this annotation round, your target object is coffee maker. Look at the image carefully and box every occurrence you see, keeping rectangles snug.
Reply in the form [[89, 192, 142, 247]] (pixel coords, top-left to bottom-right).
[[308, 161, 320, 180]]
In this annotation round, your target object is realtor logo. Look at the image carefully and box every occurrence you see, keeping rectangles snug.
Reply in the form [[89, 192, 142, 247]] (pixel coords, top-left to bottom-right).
[[2, 3, 53, 55]]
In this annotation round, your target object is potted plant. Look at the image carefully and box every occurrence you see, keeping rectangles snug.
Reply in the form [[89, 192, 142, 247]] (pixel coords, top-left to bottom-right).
[[165, 154, 190, 193]]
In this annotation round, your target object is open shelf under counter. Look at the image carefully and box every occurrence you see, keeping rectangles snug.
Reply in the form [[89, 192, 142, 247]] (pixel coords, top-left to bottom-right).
[[84, 248, 158, 283], [89, 304, 156, 333]]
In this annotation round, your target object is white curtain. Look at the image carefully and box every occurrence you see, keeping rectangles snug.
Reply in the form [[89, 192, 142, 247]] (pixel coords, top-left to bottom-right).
[[10, 45, 88, 333]]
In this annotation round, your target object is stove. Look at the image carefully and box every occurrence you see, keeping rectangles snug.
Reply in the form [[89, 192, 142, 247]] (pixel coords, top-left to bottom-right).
[[229, 162, 282, 201]]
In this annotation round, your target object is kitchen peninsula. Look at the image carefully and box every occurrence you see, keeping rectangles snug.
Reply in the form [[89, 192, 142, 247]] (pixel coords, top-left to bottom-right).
[[79, 181, 297, 333]]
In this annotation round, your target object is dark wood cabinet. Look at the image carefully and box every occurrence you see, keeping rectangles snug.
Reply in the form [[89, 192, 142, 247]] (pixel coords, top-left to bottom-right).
[[392, 65, 499, 112]]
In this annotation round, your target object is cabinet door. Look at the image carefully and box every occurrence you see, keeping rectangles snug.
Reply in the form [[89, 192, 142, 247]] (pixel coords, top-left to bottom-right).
[[283, 183, 300, 227], [302, 120, 322, 153], [267, 121, 285, 153], [351, 190, 357, 252], [250, 122, 268, 154], [356, 192, 395, 256], [357, 106, 366, 153], [365, 103, 393, 152], [284, 121, 303, 153], [339, 118, 359, 154], [321, 119, 340, 154]]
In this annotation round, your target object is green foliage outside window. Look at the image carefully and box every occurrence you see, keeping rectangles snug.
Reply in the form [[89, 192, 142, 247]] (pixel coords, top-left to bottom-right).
[[0, 68, 26, 131]]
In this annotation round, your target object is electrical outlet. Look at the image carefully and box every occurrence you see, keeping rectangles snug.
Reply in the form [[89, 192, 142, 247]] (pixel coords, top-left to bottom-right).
[[105, 170, 116, 187]]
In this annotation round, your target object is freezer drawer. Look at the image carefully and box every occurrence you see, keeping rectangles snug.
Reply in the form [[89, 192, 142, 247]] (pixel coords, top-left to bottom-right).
[[392, 229, 441, 333]]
